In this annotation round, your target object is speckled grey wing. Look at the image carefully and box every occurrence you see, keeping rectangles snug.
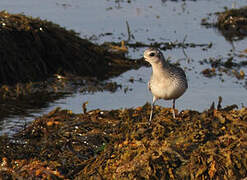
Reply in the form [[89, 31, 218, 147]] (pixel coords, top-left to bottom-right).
[[164, 64, 188, 91], [168, 64, 187, 83], [167, 64, 184, 76]]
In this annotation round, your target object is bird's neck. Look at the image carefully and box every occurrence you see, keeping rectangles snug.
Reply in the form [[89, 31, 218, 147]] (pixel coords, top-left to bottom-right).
[[151, 61, 167, 75]]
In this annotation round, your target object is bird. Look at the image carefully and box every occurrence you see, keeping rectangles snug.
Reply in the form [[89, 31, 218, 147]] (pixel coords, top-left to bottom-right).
[[143, 47, 188, 121]]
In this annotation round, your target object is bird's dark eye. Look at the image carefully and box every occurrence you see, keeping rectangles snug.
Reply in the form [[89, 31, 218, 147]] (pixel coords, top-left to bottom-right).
[[149, 52, 155, 57]]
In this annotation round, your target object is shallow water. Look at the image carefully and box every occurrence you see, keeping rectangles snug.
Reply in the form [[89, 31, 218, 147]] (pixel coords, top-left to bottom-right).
[[1, 0, 247, 135]]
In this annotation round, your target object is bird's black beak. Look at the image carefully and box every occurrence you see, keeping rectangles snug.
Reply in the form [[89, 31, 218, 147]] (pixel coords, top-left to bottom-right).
[[142, 57, 150, 66]]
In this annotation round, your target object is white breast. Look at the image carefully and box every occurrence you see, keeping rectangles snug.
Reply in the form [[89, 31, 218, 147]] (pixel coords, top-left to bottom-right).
[[150, 77, 186, 100]]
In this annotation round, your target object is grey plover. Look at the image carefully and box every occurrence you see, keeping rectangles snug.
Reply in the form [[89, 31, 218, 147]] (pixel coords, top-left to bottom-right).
[[144, 47, 188, 121]]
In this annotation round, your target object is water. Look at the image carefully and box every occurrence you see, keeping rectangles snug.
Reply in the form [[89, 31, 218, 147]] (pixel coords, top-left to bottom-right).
[[1, 0, 247, 135]]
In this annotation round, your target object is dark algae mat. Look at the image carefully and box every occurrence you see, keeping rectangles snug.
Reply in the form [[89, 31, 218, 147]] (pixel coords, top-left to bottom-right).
[[0, 11, 144, 85]]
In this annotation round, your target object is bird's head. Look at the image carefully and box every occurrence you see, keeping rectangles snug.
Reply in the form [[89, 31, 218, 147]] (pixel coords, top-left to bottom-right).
[[143, 47, 164, 65]]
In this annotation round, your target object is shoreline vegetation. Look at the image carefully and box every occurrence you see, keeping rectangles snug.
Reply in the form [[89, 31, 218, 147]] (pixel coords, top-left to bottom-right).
[[0, 102, 246, 179]]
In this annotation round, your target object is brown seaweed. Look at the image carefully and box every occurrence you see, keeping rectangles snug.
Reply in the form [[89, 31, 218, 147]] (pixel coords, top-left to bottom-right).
[[0, 11, 145, 85], [0, 102, 246, 179], [201, 6, 247, 41]]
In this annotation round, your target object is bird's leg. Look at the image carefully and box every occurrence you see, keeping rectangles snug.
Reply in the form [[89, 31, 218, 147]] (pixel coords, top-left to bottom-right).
[[149, 105, 154, 121], [149, 96, 157, 121], [172, 99, 176, 118]]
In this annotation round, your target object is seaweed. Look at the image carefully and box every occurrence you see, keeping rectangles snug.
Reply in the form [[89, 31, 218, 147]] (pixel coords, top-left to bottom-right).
[[201, 6, 247, 41], [0, 102, 246, 179], [0, 11, 145, 85]]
